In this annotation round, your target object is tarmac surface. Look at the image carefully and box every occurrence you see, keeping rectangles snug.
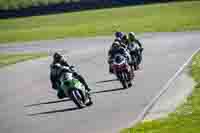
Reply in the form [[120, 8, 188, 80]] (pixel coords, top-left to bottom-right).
[[0, 32, 200, 133]]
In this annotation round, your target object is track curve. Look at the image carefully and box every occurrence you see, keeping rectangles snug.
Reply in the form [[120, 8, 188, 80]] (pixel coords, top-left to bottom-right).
[[0, 32, 200, 133]]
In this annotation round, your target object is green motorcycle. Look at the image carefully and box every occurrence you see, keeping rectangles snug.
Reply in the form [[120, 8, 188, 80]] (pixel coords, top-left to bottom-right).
[[59, 72, 93, 108]]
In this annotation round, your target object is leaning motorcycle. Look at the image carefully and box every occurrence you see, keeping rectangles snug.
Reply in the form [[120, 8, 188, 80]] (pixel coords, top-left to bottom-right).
[[59, 71, 93, 108], [128, 43, 142, 70], [111, 54, 134, 89]]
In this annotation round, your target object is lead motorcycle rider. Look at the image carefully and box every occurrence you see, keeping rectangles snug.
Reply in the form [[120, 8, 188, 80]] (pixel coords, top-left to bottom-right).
[[108, 41, 132, 74], [50, 52, 91, 99]]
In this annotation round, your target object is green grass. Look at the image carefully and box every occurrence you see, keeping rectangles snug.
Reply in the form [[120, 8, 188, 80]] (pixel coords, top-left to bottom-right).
[[121, 52, 200, 133], [0, 1, 200, 44], [0, 53, 48, 67]]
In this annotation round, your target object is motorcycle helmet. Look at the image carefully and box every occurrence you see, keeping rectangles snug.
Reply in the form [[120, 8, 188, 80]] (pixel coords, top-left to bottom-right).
[[115, 31, 124, 39], [121, 34, 128, 45], [122, 34, 128, 41], [128, 32, 136, 41], [53, 52, 62, 62]]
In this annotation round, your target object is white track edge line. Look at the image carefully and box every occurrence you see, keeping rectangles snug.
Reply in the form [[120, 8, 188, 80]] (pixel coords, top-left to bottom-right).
[[125, 47, 200, 129]]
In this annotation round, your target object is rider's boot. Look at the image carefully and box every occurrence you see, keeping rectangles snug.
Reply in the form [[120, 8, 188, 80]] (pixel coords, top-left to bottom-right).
[[57, 89, 66, 99]]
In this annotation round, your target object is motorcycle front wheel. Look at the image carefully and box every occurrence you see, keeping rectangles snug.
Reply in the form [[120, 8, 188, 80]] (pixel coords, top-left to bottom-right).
[[70, 89, 85, 108], [117, 72, 128, 89]]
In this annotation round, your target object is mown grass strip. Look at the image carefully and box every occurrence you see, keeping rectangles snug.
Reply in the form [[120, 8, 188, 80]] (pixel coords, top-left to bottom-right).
[[0, 1, 200, 44], [0, 53, 48, 68], [121, 52, 200, 133]]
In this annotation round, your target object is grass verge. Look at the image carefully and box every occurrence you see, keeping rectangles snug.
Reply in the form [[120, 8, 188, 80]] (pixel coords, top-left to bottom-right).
[[121, 52, 200, 133], [0, 53, 48, 68], [0, 1, 200, 44]]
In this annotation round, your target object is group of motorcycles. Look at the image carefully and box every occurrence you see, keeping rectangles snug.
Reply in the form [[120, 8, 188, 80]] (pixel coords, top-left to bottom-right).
[[51, 44, 142, 109], [109, 48, 142, 89]]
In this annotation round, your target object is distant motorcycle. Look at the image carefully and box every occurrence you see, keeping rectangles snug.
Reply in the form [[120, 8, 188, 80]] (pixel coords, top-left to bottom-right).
[[59, 70, 93, 108], [129, 46, 143, 70], [111, 54, 134, 88]]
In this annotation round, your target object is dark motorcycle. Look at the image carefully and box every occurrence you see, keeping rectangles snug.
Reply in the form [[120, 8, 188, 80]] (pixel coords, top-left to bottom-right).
[[111, 54, 134, 88], [130, 48, 143, 70]]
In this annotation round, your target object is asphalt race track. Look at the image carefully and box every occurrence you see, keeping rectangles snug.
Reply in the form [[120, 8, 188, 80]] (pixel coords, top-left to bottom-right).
[[0, 32, 199, 133]]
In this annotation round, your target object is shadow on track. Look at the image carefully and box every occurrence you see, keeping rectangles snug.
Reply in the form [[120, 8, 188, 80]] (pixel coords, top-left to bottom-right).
[[24, 88, 124, 116], [27, 87, 124, 116], [28, 107, 79, 116], [25, 78, 119, 107], [91, 87, 124, 95], [95, 78, 118, 84], [24, 98, 71, 107], [26, 80, 125, 116]]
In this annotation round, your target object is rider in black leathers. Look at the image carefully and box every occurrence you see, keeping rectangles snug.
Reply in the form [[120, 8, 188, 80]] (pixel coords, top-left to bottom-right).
[[108, 41, 131, 73], [128, 32, 143, 70], [50, 52, 91, 99]]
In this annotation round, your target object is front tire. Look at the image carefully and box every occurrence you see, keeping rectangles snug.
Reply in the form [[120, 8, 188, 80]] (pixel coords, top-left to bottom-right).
[[121, 80, 128, 89], [119, 72, 128, 89], [70, 89, 85, 108], [86, 97, 93, 106]]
